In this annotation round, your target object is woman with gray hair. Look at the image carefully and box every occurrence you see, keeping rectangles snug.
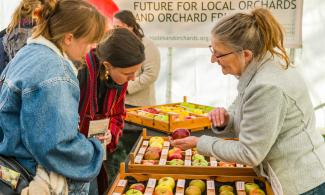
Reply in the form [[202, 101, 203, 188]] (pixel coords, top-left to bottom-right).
[[171, 8, 325, 195]]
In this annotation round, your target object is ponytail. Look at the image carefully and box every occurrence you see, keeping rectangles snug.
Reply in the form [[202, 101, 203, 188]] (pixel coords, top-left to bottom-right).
[[212, 8, 290, 68], [32, 0, 57, 39], [32, 0, 106, 52]]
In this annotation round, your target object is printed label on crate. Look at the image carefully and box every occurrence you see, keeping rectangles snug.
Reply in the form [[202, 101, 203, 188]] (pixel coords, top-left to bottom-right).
[[138, 147, 146, 155], [163, 141, 170, 147], [236, 163, 244, 167], [184, 159, 191, 166], [210, 160, 218, 167], [142, 140, 149, 146], [117, 179, 127, 187], [236, 181, 245, 191], [147, 178, 157, 188], [159, 159, 167, 165], [207, 180, 215, 190], [135, 155, 143, 164], [185, 149, 192, 156], [161, 149, 168, 156], [177, 179, 186, 188]]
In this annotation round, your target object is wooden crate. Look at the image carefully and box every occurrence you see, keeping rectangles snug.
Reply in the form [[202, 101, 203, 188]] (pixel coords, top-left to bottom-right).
[[108, 163, 273, 195], [127, 129, 256, 176], [125, 97, 213, 133]]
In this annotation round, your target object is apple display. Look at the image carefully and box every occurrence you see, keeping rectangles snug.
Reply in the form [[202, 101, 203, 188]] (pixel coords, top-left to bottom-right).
[[167, 159, 184, 166], [149, 136, 164, 146], [245, 183, 260, 194], [129, 183, 145, 193], [192, 159, 209, 167], [171, 128, 190, 140], [149, 141, 163, 149], [191, 154, 205, 161], [185, 185, 201, 195], [219, 185, 234, 192], [249, 188, 266, 195], [143, 147, 161, 160], [158, 177, 175, 189], [219, 191, 235, 195], [189, 179, 205, 193], [125, 189, 143, 195], [154, 184, 173, 195]]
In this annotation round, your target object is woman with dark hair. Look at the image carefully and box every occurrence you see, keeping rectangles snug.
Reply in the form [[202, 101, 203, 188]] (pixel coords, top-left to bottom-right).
[[113, 10, 160, 107], [78, 27, 145, 193]]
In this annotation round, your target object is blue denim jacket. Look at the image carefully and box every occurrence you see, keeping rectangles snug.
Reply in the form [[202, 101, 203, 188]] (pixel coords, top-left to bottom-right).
[[0, 36, 103, 182]]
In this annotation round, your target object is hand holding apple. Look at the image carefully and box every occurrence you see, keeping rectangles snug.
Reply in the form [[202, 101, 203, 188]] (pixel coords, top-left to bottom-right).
[[169, 136, 199, 151]]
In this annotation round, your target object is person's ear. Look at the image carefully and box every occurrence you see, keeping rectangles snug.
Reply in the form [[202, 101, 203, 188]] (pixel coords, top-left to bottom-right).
[[102, 61, 112, 70], [63, 33, 74, 46], [243, 49, 253, 64]]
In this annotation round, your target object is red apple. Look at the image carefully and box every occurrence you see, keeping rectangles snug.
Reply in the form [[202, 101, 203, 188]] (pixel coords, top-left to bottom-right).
[[129, 183, 145, 193], [144, 147, 161, 160], [171, 128, 190, 140], [143, 108, 159, 114], [168, 152, 183, 161]]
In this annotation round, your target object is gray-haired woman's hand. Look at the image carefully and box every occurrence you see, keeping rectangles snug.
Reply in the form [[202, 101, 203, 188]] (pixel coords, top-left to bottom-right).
[[208, 107, 229, 128]]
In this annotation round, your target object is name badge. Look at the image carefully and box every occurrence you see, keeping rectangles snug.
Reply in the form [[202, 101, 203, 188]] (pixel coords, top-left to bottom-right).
[[88, 119, 110, 161]]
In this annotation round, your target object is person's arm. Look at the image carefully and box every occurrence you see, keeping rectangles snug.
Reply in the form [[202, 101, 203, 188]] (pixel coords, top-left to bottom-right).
[[197, 84, 287, 166], [21, 78, 103, 181], [107, 87, 127, 153], [127, 39, 160, 94]]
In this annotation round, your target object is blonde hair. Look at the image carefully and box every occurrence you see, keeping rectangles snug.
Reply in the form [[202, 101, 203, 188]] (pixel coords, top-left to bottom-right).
[[7, 0, 43, 34], [212, 8, 290, 68], [33, 0, 106, 51]]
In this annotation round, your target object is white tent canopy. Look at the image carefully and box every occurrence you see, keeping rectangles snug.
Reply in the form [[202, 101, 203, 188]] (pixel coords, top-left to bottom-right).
[[1, 0, 325, 131]]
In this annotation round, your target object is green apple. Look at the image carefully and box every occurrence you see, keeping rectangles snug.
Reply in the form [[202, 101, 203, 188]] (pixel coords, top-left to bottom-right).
[[125, 189, 143, 195], [185, 185, 201, 195], [192, 159, 209, 167], [167, 159, 184, 166], [219, 185, 234, 192], [249, 188, 266, 195], [154, 184, 173, 195], [158, 177, 175, 189], [149, 136, 164, 146], [219, 191, 234, 195], [245, 183, 260, 194], [149, 141, 163, 149], [191, 154, 205, 161], [189, 179, 205, 193]]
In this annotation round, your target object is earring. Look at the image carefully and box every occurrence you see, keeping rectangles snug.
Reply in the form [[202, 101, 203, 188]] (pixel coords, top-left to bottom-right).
[[105, 69, 109, 80]]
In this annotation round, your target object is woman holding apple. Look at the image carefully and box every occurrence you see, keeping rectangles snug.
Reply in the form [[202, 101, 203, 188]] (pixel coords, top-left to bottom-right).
[[170, 8, 325, 195]]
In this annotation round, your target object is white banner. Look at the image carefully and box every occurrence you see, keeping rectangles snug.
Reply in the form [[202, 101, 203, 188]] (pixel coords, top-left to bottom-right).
[[112, 0, 302, 48]]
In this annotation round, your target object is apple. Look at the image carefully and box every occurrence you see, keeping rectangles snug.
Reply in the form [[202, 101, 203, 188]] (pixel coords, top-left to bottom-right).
[[219, 185, 234, 192], [189, 179, 205, 193], [249, 188, 266, 195], [143, 108, 159, 114], [171, 128, 190, 140], [167, 159, 184, 166], [154, 184, 173, 195], [168, 147, 182, 157], [149, 141, 163, 149], [192, 159, 209, 167], [144, 147, 161, 160], [149, 136, 164, 146], [185, 186, 201, 195], [168, 152, 183, 161], [125, 189, 143, 195], [245, 183, 260, 194], [218, 161, 236, 167], [129, 183, 145, 193], [219, 191, 234, 195], [141, 160, 157, 165], [158, 177, 175, 189], [191, 154, 205, 161]]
